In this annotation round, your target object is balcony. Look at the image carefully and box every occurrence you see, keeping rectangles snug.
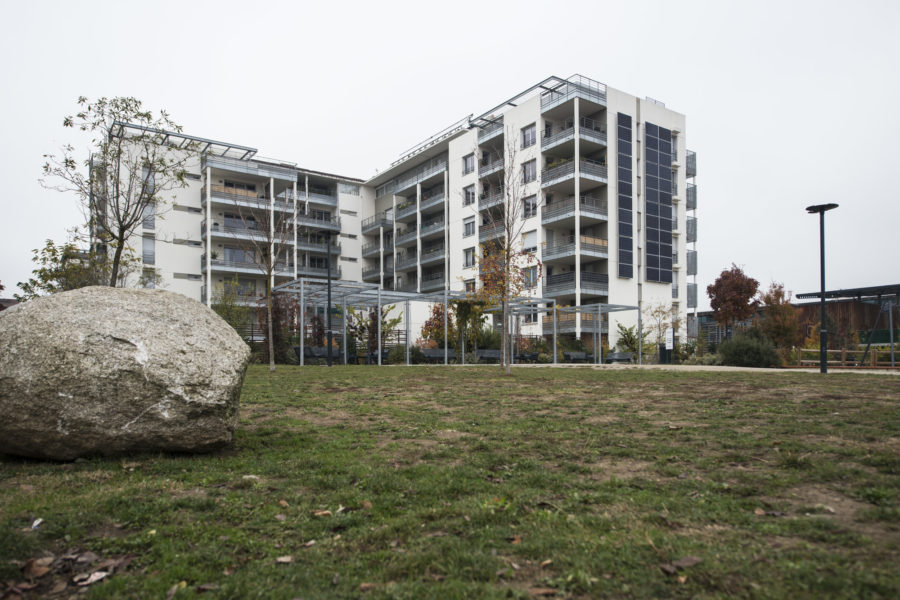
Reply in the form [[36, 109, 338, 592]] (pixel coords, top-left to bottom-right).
[[544, 271, 609, 297], [296, 236, 340, 255], [395, 199, 418, 222], [201, 255, 310, 278], [687, 216, 698, 243], [686, 183, 697, 211], [580, 158, 608, 182], [361, 210, 393, 234], [479, 158, 503, 179], [578, 116, 607, 146], [419, 271, 446, 292], [541, 159, 608, 189], [296, 212, 340, 232], [478, 119, 503, 144], [542, 194, 608, 225], [479, 222, 505, 242], [362, 265, 392, 282], [419, 244, 445, 266], [479, 188, 504, 210], [541, 126, 575, 152], [396, 227, 417, 247], [672, 284, 679, 300], [201, 221, 292, 243], [543, 235, 609, 261], [306, 188, 338, 207], [420, 191, 445, 213], [420, 218, 445, 240], [361, 241, 381, 258], [396, 252, 418, 271], [296, 264, 341, 279], [542, 312, 608, 335], [541, 76, 607, 113], [687, 283, 698, 309], [394, 157, 448, 195], [687, 250, 697, 276], [686, 150, 697, 178]]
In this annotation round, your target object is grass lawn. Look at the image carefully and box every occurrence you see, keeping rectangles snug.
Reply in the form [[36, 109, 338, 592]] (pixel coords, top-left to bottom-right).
[[2, 366, 899, 599]]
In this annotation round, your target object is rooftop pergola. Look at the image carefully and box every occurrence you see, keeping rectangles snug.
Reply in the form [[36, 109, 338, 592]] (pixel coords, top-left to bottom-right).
[[272, 278, 643, 366]]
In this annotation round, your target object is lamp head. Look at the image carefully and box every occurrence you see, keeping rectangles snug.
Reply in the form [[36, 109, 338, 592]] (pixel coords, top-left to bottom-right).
[[806, 203, 839, 214]]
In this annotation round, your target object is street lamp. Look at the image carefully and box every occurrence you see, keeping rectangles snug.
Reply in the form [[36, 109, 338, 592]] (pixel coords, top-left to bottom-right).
[[806, 203, 838, 373]]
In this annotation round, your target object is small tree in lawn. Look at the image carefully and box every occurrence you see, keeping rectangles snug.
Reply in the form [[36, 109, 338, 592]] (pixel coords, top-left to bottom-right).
[[345, 305, 402, 356], [211, 276, 253, 336], [232, 192, 295, 373], [706, 263, 760, 337], [758, 282, 802, 352], [644, 301, 683, 346], [41, 97, 195, 286], [420, 303, 459, 350], [474, 130, 541, 374]]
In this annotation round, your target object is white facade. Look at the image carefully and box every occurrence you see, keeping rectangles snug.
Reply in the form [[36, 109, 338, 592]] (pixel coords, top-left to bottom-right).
[[132, 74, 698, 345]]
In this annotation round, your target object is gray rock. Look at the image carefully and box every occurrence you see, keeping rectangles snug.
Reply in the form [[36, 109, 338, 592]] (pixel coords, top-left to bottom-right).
[[0, 286, 250, 460]]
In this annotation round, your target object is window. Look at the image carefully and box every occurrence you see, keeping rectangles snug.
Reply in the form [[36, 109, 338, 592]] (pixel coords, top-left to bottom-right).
[[463, 217, 475, 237], [340, 209, 358, 216], [141, 166, 155, 195], [523, 306, 538, 324], [185, 172, 202, 181], [462, 153, 475, 175], [465, 279, 476, 293], [142, 236, 155, 265], [521, 123, 536, 148], [340, 256, 358, 262], [522, 160, 537, 183], [463, 185, 475, 206], [141, 202, 154, 230], [339, 183, 360, 195], [464, 247, 476, 268], [523, 230, 537, 253], [522, 195, 537, 218], [524, 266, 538, 288], [340, 233, 358, 239]]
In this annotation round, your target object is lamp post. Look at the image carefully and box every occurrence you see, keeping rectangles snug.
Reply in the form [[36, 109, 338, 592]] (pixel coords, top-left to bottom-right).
[[806, 203, 838, 373], [324, 229, 333, 367]]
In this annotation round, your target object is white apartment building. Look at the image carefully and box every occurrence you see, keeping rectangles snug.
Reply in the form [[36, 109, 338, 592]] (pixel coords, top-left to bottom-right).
[[131, 74, 698, 345]]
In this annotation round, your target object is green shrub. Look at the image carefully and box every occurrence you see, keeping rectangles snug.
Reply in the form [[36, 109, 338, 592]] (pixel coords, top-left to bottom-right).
[[388, 346, 426, 364], [537, 352, 552, 364], [718, 332, 781, 368]]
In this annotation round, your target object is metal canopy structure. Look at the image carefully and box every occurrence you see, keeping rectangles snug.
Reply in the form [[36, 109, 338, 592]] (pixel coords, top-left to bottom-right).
[[797, 284, 899, 368], [554, 303, 640, 365], [110, 121, 258, 160]]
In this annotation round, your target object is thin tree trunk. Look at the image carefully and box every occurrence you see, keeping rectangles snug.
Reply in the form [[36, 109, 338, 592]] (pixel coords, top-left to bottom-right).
[[108, 237, 125, 287], [267, 279, 275, 373]]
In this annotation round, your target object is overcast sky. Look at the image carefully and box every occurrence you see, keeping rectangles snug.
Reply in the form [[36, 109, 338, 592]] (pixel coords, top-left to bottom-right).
[[2, 0, 898, 309]]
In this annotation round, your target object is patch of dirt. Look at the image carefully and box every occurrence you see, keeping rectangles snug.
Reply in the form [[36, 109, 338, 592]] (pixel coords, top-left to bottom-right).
[[283, 407, 354, 427], [584, 457, 654, 481]]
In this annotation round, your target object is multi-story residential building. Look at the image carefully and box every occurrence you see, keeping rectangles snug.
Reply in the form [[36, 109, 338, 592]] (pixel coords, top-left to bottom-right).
[[127, 74, 698, 344]]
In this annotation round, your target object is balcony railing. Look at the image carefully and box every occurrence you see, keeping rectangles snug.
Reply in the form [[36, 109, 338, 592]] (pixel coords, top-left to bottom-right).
[[202, 255, 301, 276], [478, 119, 503, 143], [686, 183, 697, 210], [479, 158, 504, 179], [541, 161, 575, 186], [479, 222, 505, 241], [542, 311, 608, 333], [543, 235, 609, 260], [672, 284, 679, 300], [394, 157, 448, 193], [687, 216, 698, 243], [544, 271, 609, 295], [420, 271, 446, 292], [542, 195, 608, 223], [362, 265, 392, 280], [420, 219, 445, 237], [296, 237, 340, 254], [687, 283, 698, 309], [361, 210, 393, 233], [420, 245, 445, 265], [420, 192, 445, 212], [579, 117, 607, 145], [687, 250, 698, 276], [686, 150, 697, 178], [396, 252, 417, 270], [541, 126, 575, 151], [580, 159, 608, 180], [395, 199, 417, 221], [396, 228, 417, 246], [541, 76, 607, 111], [201, 221, 292, 242], [478, 188, 504, 210], [296, 212, 340, 231]]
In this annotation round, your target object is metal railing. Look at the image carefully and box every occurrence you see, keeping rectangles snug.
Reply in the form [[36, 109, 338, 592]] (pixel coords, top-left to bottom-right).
[[420, 245, 445, 264], [580, 159, 608, 180], [478, 118, 503, 142], [479, 158, 504, 178], [541, 161, 575, 185], [296, 237, 339, 254], [420, 192, 445, 212], [420, 219, 445, 236], [296, 213, 340, 230], [541, 76, 607, 111], [479, 188, 504, 210], [395, 199, 418, 220], [479, 222, 505, 241], [579, 117, 607, 144], [420, 271, 446, 291], [544, 271, 609, 294], [543, 235, 608, 259], [361, 210, 393, 232], [201, 220, 293, 242], [686, 183, 697, 210], [394, 157, 448, 192], [361, 242, 381, 257], [396, 252, 417, 270], [542, 195, 608, 222], [686, 150, 697, 178], [541, 126, 575, 150], [396, 228, 417, 245], [687, 216, 697, 243]]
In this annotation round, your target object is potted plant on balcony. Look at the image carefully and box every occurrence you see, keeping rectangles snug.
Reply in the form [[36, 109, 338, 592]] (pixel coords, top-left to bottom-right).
[[210, 250, 219, 260]]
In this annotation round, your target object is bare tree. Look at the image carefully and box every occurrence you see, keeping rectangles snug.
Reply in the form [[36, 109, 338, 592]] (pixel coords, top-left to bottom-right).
[[41, 97, 196, 286], [474, 127, 542, 374], [230, 189, 295, 373]]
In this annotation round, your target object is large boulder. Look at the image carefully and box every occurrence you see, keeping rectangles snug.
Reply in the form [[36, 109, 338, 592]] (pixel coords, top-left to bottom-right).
[[0, 287, 251, 460]]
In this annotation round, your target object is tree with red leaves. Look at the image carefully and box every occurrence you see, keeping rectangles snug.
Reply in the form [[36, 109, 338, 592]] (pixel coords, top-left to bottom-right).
[[706, 264, 759, 335]]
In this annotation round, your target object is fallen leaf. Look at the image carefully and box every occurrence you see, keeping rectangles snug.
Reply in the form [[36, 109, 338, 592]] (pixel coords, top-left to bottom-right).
[[275, 556, 294, 564], [77, 551, 99, 564], [359, 582, 377, 591], [754, 508, 765, 516], [510, 562, 521, 571], [528, 588, 558, 596], [223, 567, 235, 576], [275, 514, 287, 522], [540, 559, 553, 568], [333, 534, 342, 541], [332, 573, 339, 586], [672, 556, 702, 570], [336, 505, 347, 514], [509, 534, 522, 545], [360, 500, 373, 510], [22, 557, 54, 580], [278, 499, 289, 508], [496, 568, 507, 577], [303, 540, 317, 548], [464, 515, 470, 522], [75, 571, 109, 586], [312, 509, 332, 517], [49, 581, 68, 594], [660, 563, 677, 576], [196, 583, 220, 592], [677, 574, 688, 584]]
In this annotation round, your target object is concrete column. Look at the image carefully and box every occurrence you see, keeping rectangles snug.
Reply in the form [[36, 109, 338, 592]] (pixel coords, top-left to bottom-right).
[[205, 166, 212, 307], [299, 280, 305, 365], [573, 99, 582, 337], [269, 177, 275, 289], [292, 180, 298, 280], [416, 183, 422, 292]]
